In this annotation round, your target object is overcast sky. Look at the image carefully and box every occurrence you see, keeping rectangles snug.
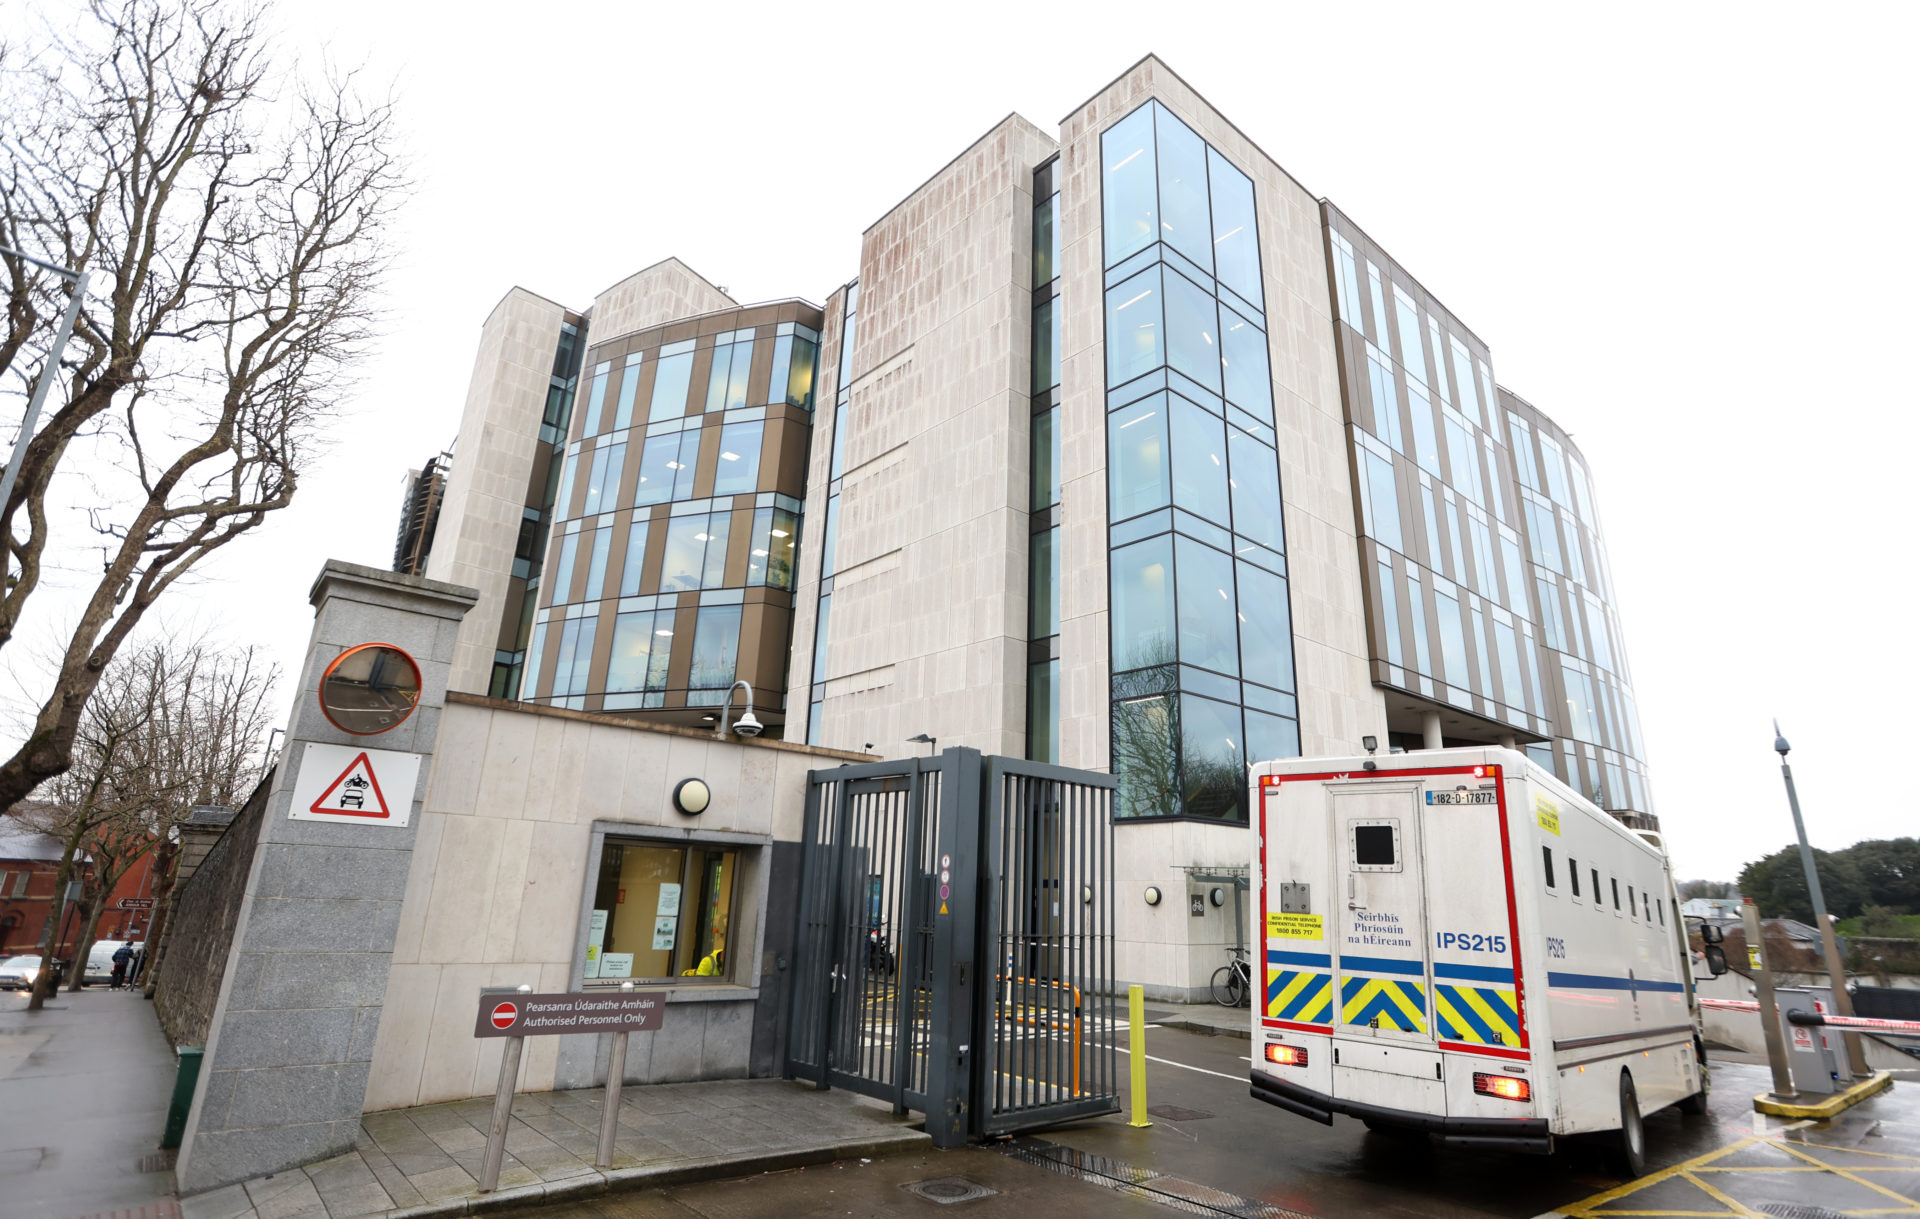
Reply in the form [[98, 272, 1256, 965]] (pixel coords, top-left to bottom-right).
[[7, 2, 1915, 885]]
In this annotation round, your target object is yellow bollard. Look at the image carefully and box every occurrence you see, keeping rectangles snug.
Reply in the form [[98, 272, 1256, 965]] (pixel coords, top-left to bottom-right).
[[1128, 984, 1152, 1128]]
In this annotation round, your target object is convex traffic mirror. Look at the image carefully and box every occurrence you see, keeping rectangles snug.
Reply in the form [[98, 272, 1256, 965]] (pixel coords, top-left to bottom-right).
[[319, 643, 422, 735]]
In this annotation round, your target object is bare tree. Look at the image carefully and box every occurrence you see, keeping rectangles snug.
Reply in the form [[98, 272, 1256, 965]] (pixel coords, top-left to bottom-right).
[[0, 0, 401, 809], [18, 636, 274, 1006]]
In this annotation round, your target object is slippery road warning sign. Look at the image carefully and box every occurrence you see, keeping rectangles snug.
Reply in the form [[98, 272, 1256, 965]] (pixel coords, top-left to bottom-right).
[[288, 741, 422, 827]]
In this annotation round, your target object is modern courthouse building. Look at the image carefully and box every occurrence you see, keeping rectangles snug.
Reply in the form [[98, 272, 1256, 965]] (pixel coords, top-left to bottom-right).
[[417, 55, 1654, 1001]]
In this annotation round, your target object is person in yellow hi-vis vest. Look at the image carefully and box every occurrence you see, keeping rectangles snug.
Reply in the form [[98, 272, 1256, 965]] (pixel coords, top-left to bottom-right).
[[682, 919, 726, 977]]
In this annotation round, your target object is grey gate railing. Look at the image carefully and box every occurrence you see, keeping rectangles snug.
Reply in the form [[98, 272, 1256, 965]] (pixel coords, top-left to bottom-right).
[[787, 749, 1117, 1145]]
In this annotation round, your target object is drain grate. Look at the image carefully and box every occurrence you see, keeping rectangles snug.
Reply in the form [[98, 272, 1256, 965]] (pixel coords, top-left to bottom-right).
[[137, 1149, 178, 1173], [903, 1177, 1000, 1205], [999, 1137, 1312, 1219], [1760, 1207, 1848, 1219], [1147, 1104, 1216, 1122]]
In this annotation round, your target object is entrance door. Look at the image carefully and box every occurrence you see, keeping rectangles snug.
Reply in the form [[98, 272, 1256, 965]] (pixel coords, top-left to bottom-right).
[[1332, 784, 1433, 1045]]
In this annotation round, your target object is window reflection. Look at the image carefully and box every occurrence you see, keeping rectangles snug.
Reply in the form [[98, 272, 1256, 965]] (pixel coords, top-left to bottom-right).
[[649, 350, 694, 422], [1163, 270, 1220, 392], [689, 606, 743, 695], [1110, 536, 1175, 673], [705, 336, 754, 414], [614, 353, 643, 432], [1169, 395, 1229, 523], [1219, 306, 1271, 420], [634, 431, 700, 506], [1109, 395, 1169, 520], [1112, 669, 1177, 819], [1155, 104, 1212, 271], [1029, 528, 1059, 639], [607, 609, 672, 704], [660, 513, 732, 593], [713, 422, 763, 497], [1180, 694, 1243, 820], [1101, 105, 1158, 266], [1106, 266, 1163, 385], [1208, 147, 1261, 308], [1236, 561, 1293, 693], [1174, 536, 1237, 677], [619, 522, 649, 597]]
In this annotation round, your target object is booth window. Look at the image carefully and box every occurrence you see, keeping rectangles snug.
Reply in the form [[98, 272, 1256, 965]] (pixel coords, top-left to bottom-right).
[[584, 838, 738, 984]]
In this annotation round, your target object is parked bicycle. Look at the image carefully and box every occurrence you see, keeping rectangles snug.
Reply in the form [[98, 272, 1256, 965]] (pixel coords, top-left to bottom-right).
[[1211, 945, 1252, 1008]]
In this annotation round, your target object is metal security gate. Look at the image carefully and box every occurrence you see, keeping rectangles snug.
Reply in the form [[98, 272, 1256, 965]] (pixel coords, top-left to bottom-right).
[[787, 749, 1116, 1145], [976, 757, 1117, 1134]]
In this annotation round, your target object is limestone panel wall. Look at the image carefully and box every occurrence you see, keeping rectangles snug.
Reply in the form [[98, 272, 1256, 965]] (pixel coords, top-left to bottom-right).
[[811, 115, 1059, 759], [782, 284, 849, 735], [428, 288, 570, 694], [364, 696, 865, 1111], [1112, 821, 1254, 1002], [1054, 56, 1386, 774], [589, 258, 736, 348]]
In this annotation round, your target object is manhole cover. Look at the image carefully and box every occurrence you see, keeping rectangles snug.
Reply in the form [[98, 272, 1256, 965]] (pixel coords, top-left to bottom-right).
[[1760, 1206, 1848, 1219], [903, 1177, 1000, 1205], [1147, 1104, 1216, 1122], [137, 1149, 178, 1173]]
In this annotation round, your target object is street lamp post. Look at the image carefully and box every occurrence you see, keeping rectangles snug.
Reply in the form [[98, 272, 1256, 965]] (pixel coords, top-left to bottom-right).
[[0, 246, 89, 517], [1772, 722, 1869, 1076]]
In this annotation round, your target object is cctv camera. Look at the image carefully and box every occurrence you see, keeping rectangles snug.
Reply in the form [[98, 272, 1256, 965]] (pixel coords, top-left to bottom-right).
[[732, 711, 764, 738]]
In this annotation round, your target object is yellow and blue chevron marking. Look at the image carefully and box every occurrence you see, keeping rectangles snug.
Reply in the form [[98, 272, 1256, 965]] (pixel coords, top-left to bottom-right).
[[1266, 950, 1332, 1024], [1340, 975, 1427, 1033], [1434, 962, 1522, 1047]]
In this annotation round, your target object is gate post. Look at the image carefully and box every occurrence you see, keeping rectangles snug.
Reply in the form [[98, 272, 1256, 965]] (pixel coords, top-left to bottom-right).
[[924, 748, 981, 1148]]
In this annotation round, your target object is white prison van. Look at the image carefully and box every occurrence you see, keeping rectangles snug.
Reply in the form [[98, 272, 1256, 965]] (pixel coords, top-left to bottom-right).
[[1248, 747, 1705, 1174]]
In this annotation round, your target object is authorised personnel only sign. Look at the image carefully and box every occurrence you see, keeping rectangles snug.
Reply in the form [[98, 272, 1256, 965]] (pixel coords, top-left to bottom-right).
[[472, 990, 667, 1038]]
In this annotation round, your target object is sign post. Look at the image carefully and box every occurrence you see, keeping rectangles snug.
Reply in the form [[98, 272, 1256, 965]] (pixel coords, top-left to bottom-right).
[[471, 984, 667, 1191]]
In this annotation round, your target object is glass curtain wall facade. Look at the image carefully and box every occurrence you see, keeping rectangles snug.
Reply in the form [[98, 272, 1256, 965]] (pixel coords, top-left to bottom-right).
[[804, 284, 856, 746], [1324, 206, 1653, 822], [1027, 160, 1061, 763], [491, 318, 585, 699], [1100, 100, 1301, 824], [522, 306, 818, 726]]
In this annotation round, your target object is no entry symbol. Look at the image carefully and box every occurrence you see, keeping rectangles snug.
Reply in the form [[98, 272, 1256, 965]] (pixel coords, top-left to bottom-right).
[[490, 1001, 519, 1030]]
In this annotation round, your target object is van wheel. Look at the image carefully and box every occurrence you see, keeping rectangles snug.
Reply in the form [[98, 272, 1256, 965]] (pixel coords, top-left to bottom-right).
[[1677, 1038, 1710, 1116], [1611, 1071, 1647, 1179]]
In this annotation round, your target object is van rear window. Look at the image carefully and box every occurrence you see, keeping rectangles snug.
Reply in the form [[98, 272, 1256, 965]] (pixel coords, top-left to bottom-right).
[[1354, 825, 1396, 867]]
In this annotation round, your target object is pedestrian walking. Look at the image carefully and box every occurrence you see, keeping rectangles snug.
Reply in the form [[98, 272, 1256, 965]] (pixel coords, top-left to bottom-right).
[[110, 942, 134, 990]]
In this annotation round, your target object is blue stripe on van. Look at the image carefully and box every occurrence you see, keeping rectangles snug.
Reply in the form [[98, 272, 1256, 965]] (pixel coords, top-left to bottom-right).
[[1434, 962, 1515, 984], [1340, 954, 1424, 977], [1548, 971, 1686, 993], [1268, 950, 1332, 968]]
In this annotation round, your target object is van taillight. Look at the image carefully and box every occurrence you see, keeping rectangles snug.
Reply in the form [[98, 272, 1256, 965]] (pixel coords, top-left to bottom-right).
[[1473, 1072, 1529, 1102], [1265, 1044, 1308, 1067]]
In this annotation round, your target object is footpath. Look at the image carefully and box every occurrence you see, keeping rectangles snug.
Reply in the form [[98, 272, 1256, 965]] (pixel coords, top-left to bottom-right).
[[4, 986, 928, 1219], [0, 985, 181, 1219]]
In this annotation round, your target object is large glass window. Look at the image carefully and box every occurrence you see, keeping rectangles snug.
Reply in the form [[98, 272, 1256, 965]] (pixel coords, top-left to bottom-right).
[[1101, 104, 1158, 266], [649, 348, 695, 422], [1378, 560, 1404, 667], [585, 839, 737, 983], [550, 614, 597, 698], [1363, 450, 1401, 553], [1446, 418, 1482, 505], [1227, 428, 1284, 552], [660, 513, 732, 592], [634, 430, 700, 506], [1032, 298, 1060, 394], [1237, 561, 1294, 693], [1180, 694, 1243, 820], [1027, 659, 1059, 764], [688, 605, 743, 694], [713, 422, 763, 497], [619, 521, 650, 597], [1450, 338, 1480, 425], [1106, 266, 1163, 385], [1495, 619, 1525, 711], [1111, 668, 1178, 818], [1155, 103, 1212, 270], [1561, 662, 1599, 743], [1393, 287, 1426, 385], [1169, 395, 1229, 523], [1163, 270, 1220, 393], [1111, 536, 1175, 672], [582, 442, 626, 516], [582, 362, 611, 436], [607, 609, 672, 703], [1508, 413, 1540, 489], [583, 525, 613, 601], [1032, 408, 1060, 511], [746, 507, 798, 590], [1365, 345, 1401, 452], [1208, 147, 1261, 308], [1409, 384, 1441, 476], [551, 532, 580, 605], [705, 337, 754, 414], [1524, 499, 1564, 572], [1330, 232, 1364, 327], [1219, 306, 1271, 420], [1536, 577, 1566, 650], [1109, 395, 1169, 520], [1034, 194, 1059, 285], [614, 353, 643, 432], [1029, 528, 1059, 638], [1436, 589, 1470, 689], [1174, 536, 1237, 676]]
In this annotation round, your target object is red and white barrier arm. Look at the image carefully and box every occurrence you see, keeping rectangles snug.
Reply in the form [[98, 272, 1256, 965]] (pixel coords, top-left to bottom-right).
[[1696, 997, 1920, 1034]]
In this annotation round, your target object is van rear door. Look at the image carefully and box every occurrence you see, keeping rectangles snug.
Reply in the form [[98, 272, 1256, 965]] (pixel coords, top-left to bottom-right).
[[1332, 782, 1434, 1047]]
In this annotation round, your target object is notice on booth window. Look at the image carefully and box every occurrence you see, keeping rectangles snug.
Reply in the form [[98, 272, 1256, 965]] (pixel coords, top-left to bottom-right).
[[584, 911, 608, 979], [652, 916, 677, 951], [656, 884, 681, 917], [1267, 912, 1324, 939], [599, 953, 633, 979]]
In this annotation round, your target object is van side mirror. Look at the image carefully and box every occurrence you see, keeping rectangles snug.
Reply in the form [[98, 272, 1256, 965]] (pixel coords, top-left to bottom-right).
[[1700, 924, 1724, 944], [1703, 945, 1728, 977]]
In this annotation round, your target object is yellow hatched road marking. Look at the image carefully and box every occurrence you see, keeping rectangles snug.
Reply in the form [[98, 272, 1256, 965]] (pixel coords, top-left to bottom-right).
[[1556, 1132, 1920, 1218]]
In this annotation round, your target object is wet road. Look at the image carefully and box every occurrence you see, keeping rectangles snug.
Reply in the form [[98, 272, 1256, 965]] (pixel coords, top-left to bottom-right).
[[501, 1024, 1917, 1218]]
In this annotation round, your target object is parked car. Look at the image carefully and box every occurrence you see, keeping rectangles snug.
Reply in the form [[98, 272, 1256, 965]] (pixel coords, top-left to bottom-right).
[[0, 954, 46, 989]]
